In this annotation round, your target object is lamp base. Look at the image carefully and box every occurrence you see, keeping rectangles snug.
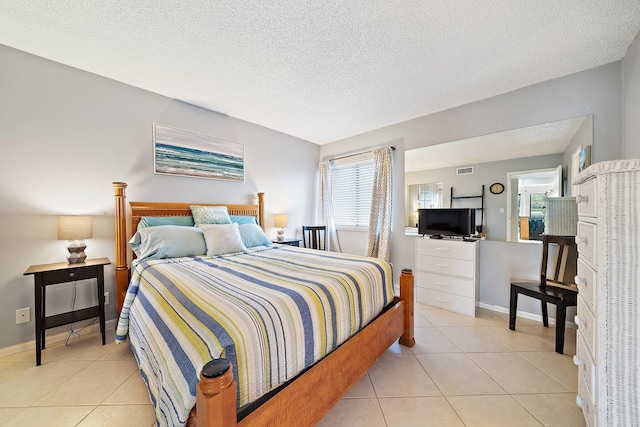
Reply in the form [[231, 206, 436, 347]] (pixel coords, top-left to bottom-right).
[[67, 240, 87, 264], [276, 229, 285, 242]]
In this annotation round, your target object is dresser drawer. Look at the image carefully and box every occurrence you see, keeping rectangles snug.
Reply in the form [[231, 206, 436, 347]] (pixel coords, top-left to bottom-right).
[[575, 331, 597, 405], [416, 288, 475, 316], [416, 271, 475, 298], [576, 222, 597, 266], [576, 297, 597, 358], [576, 177, 597, 218], [576, 258, 597, 311], [576, 371, 596, 427], [415, 238, 476, 260], [416, 254, 475, 279]]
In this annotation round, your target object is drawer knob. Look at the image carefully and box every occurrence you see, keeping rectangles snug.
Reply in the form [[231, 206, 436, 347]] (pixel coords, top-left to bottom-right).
[[435, 298, 449, 303], [69, 272, 75, 278], [436, 281, 450, 287], [574, 315, 583, 328], [576, 395, 584, 408], [436, 264, 450, 268], [436, 248, 450, 251], [574, 276, 585, 287], [573, 355, 583, 366], [576, 195, 588, 204]]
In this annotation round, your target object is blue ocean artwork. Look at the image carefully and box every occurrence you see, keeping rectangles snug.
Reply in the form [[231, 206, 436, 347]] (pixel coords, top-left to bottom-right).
[[153, 125, 244, 181]]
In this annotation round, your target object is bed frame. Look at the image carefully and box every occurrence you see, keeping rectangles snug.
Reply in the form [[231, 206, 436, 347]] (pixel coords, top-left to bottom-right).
[[112, 181, 415, 427]]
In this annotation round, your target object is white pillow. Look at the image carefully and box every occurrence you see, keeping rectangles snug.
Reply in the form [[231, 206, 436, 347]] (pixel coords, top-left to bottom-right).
[[200, 223, 247, 256]]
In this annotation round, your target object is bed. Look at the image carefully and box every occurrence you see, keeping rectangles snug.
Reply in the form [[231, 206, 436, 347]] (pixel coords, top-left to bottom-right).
[[112, 182, 415, 427]]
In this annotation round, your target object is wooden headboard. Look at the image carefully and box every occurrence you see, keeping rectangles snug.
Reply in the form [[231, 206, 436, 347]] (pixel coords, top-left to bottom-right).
[[112, 182, 265, 312]]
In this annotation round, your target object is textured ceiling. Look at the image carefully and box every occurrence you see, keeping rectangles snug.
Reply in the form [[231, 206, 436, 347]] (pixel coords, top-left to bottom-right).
[[1, 1, 639, 144]]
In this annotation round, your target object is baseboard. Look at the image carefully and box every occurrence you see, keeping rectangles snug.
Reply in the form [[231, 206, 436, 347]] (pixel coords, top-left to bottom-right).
[[0, 318, 117, 359], [478, 302, 577, 329]]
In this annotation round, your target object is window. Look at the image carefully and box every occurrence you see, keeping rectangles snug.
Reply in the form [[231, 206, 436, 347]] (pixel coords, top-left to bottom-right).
[[330, 154, 374, 229]]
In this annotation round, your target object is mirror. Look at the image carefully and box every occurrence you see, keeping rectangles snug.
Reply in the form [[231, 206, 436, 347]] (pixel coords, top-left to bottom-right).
[[405, 115, 593, 241]]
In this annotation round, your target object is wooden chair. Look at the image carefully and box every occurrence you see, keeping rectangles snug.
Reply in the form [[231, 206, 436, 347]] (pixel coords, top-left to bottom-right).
[[302, 226, 327, 250], [509, 235, 579, 354]]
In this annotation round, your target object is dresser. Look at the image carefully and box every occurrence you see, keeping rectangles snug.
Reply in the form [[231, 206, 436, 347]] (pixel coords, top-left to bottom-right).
[[572, 159, 640, 427], [414, 238, 479, 317]]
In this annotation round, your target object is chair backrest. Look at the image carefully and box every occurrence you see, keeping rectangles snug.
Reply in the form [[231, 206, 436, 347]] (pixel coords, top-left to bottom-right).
[[302, 226, 327, 250], [540, 235, 578, 289]]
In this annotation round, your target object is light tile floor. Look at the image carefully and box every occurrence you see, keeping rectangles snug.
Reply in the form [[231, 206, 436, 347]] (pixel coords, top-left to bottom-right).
[[0, 305, 585, 426]]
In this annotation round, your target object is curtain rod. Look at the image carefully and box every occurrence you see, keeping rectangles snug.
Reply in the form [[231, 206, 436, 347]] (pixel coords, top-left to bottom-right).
[[329, 146, 395, 163]]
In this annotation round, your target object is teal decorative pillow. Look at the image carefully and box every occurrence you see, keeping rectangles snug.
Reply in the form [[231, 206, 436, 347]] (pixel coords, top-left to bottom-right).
[[200, 223, 247, 256], [230, 215, 259, 225], [129, 225, 206, 261], [239, 224, 272, 248], [190, 205, 232, 226], [138, 216, 195, 230]]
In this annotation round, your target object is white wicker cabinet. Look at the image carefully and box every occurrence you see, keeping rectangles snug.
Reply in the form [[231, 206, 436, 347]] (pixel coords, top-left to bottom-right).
[[415, 238, 479, 317], [572, 159, 640, 427]]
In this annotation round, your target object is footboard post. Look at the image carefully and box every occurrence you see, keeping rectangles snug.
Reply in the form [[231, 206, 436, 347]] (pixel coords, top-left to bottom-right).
[[197, 359, 238, 427], [399, 268, 415, 347]]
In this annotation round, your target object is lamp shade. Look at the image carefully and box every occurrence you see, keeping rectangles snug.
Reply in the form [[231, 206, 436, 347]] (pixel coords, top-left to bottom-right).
[[544, 197, 578, 236], [274, 214, 288, 228], [58, 216, 93, 240]]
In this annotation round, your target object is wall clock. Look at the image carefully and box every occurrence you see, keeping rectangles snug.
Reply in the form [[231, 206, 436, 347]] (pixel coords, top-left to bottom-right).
[[490, 182, 504, 194]]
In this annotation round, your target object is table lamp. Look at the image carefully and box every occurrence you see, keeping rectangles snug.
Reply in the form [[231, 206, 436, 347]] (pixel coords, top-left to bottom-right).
[[274, 214, 288, 242], [58, 216, 93, 263]]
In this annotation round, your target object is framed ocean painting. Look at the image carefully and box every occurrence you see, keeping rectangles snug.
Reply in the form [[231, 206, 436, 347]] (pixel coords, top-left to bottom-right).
[[153, 124, 244, 182]]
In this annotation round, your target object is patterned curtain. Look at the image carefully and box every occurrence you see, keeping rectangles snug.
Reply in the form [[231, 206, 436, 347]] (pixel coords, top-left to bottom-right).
[[319, 160, 342, 252], [366, 147, 393, 261]]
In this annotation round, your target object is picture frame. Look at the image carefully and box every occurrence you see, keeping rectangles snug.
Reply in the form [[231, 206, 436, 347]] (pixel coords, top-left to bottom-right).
[[153, 124, 244, 182], [578, 145, 591, 172]]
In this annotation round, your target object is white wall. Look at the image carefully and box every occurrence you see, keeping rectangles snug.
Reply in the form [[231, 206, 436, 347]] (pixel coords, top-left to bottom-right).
[[0, 45, 320, 349], [321, 62, 623, 318], [623, 32, 640, 158]]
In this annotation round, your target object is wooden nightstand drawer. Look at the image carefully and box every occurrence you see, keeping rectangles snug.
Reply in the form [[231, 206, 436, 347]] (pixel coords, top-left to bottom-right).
[[41, 265, 99, 284]]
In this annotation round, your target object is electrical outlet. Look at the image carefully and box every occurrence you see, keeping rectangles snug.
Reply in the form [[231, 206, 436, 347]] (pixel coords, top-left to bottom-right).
[[104, 292, 109, 305], [16, 307, 30, 324]]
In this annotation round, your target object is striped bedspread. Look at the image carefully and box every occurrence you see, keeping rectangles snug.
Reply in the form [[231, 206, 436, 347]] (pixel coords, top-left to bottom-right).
[[115, 245, 394, 427]]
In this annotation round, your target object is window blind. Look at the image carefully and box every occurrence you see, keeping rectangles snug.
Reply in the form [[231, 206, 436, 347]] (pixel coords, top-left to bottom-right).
[[331, 155, 374, 228]]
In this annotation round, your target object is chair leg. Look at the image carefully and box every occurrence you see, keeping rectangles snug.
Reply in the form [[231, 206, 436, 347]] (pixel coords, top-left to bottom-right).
[[509, 285, 518, 330], [555, 302, 567, 354], [541, 301, 549, 327]]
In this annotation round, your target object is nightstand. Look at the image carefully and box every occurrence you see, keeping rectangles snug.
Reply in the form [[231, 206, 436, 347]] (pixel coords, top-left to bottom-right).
[[24, 257, 111, 366], [271, 238, 301, 247]]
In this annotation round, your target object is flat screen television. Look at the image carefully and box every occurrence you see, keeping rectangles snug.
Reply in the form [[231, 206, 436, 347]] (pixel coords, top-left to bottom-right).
[[418, 208, 476, 237]]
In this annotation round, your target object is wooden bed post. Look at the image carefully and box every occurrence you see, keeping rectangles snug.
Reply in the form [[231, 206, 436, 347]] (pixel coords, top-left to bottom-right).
[[399, 268, 415, 347], [197, 359, 238, 427], [113, 182, 129, 313], [257, 192, 264, 229]]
